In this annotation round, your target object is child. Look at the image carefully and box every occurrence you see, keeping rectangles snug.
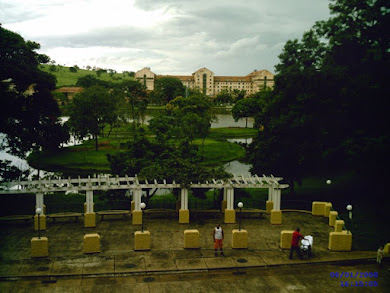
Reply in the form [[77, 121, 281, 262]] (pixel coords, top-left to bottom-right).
[[377, 245, 384, 267]]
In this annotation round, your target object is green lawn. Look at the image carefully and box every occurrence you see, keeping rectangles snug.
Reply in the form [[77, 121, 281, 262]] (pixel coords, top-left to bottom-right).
[[39, 64, 135, 87], [28, 127, 253, 174]]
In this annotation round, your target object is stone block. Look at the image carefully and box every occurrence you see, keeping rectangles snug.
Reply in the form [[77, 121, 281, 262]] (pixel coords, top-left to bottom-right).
[[266, 201, 273, 214], [221, 200, 227, 213], [184, 229, 200, 249], [280, 230, 294, 249], [34, 214, 47, 231], [83, 233, 100, 254], [334, 220, 345, 232], [312, 201, 326, 216], [384, 243, 390, 254], [84, 212, 96, 228], [224, 209, 236, 224], [31, 237, 48, 258], [324, 202, 332, 217], [329, 211, 338, 227], [132, 210, 143, 225], [131, 201, 135, 212], [328, 231, 352, 251], [232, 229, 248, 249], [134, 231, 151, 251], [270, 210, 282, 225], [179, 209, 189, 223]]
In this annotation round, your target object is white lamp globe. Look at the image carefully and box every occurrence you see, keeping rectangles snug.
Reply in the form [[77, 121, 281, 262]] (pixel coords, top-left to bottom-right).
[[35, 208, 42, 215], [237, 202, 244, 208], [326, 179, 332, 185], [346, 204, 352, 211], [140, 202, 146, 209]]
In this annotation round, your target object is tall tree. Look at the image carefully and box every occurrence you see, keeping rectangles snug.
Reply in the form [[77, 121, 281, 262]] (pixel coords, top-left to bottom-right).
[[247, 0, 390, 190], [67, 85, 118, 151], [153, 77, 185, 104], [0, 26, 68, 158]]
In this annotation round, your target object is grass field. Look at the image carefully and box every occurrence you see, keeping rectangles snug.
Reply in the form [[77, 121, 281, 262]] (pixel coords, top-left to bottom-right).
[[39, 64, 135, 87], [27, 127, 254, 174]]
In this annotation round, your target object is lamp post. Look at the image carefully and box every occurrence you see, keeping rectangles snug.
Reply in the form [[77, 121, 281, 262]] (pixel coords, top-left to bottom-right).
[[36, 208, 42, 239], [237, 202, 243, 231], [140, 202, 146, 233], [346, 204, 352, 234]]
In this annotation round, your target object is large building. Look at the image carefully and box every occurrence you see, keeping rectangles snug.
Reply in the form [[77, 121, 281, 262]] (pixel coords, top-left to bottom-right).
[[135, 67, 274, 96]]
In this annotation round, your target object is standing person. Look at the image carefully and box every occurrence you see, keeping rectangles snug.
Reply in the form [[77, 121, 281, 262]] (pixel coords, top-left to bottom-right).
[[377, 245, 384, 267], [213, 223, 224, 256], [289, 227, 303, 260]]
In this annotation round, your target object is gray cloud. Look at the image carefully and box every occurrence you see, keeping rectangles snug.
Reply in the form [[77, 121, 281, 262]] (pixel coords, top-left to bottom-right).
[[1, 0, 331, 75]]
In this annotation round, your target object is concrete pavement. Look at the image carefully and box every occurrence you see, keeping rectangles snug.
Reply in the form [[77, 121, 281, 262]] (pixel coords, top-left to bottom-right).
[[0, 211, 385, 292]]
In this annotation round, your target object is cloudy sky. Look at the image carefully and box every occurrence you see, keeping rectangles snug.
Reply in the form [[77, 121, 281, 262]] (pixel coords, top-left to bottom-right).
[[1, 0, 331, 76]]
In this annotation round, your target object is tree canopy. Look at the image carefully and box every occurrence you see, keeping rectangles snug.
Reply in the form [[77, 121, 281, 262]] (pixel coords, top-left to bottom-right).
[[152, 77, 185, 104], [67, 85, 119, 151], [247, 0, 390, 189], [0, 26, 69, 158]]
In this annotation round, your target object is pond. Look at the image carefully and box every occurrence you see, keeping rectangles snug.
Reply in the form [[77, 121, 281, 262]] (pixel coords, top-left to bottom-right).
[[141, 113, 254, 128]]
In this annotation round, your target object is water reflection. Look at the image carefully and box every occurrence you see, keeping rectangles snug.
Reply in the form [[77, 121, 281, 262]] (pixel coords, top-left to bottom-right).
[[226, 138, 253, 144], [224, 160, 252, 177]]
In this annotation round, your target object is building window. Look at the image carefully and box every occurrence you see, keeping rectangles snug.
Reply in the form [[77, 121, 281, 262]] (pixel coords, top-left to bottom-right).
[[202, 73, 207, 94]]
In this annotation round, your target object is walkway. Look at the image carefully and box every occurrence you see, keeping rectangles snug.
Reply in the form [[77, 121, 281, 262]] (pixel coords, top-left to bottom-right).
[[0, 212, 384, 292]]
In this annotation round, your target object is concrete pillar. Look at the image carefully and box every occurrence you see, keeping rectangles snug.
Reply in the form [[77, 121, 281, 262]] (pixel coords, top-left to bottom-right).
[[273, 189, 281, 211], [133, 188, 142, 211], [34, 193, 46, 231], [270, 210, 282, 224], [226, 187, 234, 210], [31, 237, 48, 258], [86, 190, 94, 213], [184, 229, 200, 248], [329, 211, 338, 227], [224, 209, 236, 223], [280, 230, 294, 249], [232, 229, 248, 249], [334, 220, 345, 232], [266, 201, 273, 214], [221, 188, 227, 213], [268, 186, 274, 201], [179, 188, 190, 223], [134, 231, 151, 250], [84, 190, 96, 228], [328, 231, 352, 251], [35, 193, 44, 211], [83, 233, 100, 254]]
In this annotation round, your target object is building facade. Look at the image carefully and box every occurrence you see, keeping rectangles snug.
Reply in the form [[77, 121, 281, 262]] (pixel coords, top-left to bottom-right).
[[135, 67, 274, 96]]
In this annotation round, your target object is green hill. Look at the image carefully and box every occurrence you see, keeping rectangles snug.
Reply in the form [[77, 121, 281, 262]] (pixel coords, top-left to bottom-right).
[[39, 64, 135, 88]]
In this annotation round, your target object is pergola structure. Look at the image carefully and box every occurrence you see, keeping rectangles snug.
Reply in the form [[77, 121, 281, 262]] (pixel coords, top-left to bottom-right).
[[0, 174, 288, 227]]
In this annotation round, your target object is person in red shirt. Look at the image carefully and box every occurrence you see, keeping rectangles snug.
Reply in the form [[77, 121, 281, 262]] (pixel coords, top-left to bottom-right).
[[289, 227, 303, 260]]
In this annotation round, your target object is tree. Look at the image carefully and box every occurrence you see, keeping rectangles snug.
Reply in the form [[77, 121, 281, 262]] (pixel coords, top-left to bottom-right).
[[215, 89, 233, 104], [247, 0, 390, 190], [149, 93, 214, 144], [76, 75, 112, 88], [231, 98, 259, 128], [67, 85, 118, 151], [69, 66, 77, 73], [107, 130, 229, 203], [114, 80, 148, 132], [153, 77, 185, 104], [0, 26, 69, 158]]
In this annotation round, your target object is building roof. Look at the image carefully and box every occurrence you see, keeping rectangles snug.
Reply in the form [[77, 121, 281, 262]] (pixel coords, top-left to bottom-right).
[[56, 87, 84, 94]]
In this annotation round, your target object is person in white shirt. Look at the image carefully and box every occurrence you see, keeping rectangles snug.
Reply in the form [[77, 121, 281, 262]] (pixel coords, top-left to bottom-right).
[[213, 223, 224, 256]]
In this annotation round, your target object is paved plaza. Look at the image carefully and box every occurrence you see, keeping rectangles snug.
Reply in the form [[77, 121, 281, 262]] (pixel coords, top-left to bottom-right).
[[0, 211, 386, 292]]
